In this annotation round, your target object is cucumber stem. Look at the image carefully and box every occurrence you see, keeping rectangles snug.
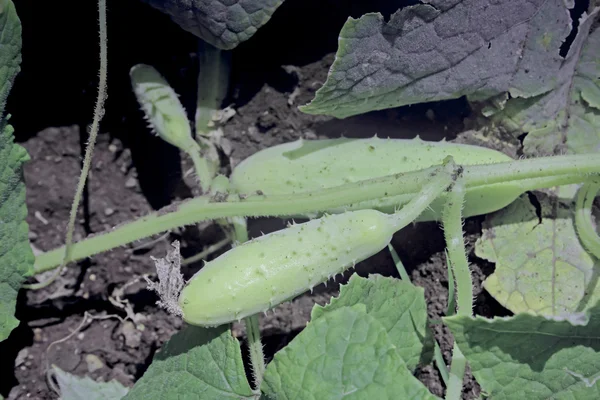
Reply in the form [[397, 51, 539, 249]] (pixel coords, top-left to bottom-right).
[[33, 164, 440, 273], [245, 314, 265, 391], [388, 159, 457, 231], [442, 179, 471, 316], [188, 143, 214, 192], [33, 154, 600, 274], [441, 178, 470, 400], [234, 218, 266, 390]]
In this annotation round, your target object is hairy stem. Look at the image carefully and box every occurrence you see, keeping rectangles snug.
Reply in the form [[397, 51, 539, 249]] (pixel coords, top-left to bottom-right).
[[442, 179, 472, 316], [34, 155, 600, 273], [441, 178, 471, 399], [575, 180, 600, 259], [388, 158, 457, 230], [462, 154, 600, 187], [188, 143, 213, 192], [61, 0, 107, 268], [34, 164, 440, 272], [245, 314, 265, 391]]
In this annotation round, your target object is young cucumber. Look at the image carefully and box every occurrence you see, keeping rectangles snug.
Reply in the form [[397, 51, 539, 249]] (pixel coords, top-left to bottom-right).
[[230, 137, 525, 220], [179, 162, 456, 326]]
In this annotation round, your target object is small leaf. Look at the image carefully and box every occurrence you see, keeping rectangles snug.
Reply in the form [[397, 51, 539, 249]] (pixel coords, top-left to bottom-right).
[[475, 193, 598, 316], [445, 301, 600, 399], [51, 366, 129, 400], [301, 0, 574, 118], [262, 305, 439, 400], [123, 325, 255, 400], [0, 0, 33, 342], [139, 0, 285, 50], [129, 64, 195, 152], [311, 274, 432, 370]]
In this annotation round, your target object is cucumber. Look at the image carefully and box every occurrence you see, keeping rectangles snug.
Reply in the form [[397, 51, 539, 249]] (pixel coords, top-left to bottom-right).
[[179, 162, 456, 326], [230, 137, 524, 220]]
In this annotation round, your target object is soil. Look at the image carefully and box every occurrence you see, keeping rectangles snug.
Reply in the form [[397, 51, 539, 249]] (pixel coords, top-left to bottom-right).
[[2, 0, 513, 399]]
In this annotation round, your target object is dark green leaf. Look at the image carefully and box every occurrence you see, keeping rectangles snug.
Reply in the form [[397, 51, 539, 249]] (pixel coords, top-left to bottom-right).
[[140, 0, 284, 49]]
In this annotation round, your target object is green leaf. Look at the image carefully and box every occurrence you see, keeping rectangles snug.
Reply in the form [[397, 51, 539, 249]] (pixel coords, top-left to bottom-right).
[[262, 305, 439, 400], [489, 7, 600, 156], [444, 301, 600, 399], [51, 366, 129, 400], [123, 325, 255, 400], [311, 274, 432, 370], [475, 193, 598, 316], [0, 0, 21, 116], [0, 0, 33, 342], [301, 0, 575, 118], [140, 0, 284, 50]]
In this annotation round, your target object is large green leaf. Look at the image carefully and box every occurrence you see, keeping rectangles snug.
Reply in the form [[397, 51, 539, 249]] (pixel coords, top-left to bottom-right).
[[140, 0, 284, 50], [445, 302, 600, 399], [475, 194, 598, 316], [123, 325, 255, 399], [311, 274, 432, 371], [489, 7, 600, 156], [301, 0, 576, 118], [0, 0, 33, 342], [262, 305, 439, 400]]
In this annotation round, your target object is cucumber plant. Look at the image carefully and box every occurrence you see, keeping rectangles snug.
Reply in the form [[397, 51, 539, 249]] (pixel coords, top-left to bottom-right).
[[4, 0, 600, 399]]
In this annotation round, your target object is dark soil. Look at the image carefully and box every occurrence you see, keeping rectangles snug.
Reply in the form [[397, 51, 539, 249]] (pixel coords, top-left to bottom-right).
[[3, 0, 512, 398]]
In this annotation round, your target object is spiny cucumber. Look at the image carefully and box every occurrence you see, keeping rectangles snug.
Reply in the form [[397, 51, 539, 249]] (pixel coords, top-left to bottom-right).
[[230, 137, 524, 220], [178, 161, 457, 326]]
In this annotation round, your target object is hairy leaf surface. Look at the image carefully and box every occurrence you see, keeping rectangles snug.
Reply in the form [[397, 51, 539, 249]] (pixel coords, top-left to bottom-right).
[[123, 325, 254, 399], [0, 0, 33, 342], [445, 302, 600, 399], [311, 274, 432, 370], [262, 305, 439, 400], [301, 0, 586, 122], [475, 194, 598, 316], [140, 0, 284, 49]]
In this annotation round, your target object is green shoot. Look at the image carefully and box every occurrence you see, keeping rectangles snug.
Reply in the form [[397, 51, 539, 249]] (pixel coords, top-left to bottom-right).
[[33, 154, 600, 274]]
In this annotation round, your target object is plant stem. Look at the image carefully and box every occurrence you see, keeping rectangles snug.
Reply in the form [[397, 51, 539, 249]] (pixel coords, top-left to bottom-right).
[[444, 249, 456, 316], [389, 159, 457, 229], [188, 144, 214, 192], [446, 342, 467, 400], [60, 0, 107, 268], [180, 236, 232, 266], [441, 177, 471, 400], [34, 165, 439, 273], [230, 217, 266, 390], [388, 244, 410, 281], [195, 40, 230, 136], [245, 314, 265, 391], [34, 155, 600, 273], [442, 179, 472, 316], [434, 340, 450, 387], [462, 154, 599, 187], [575, 180, 600, 259]]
